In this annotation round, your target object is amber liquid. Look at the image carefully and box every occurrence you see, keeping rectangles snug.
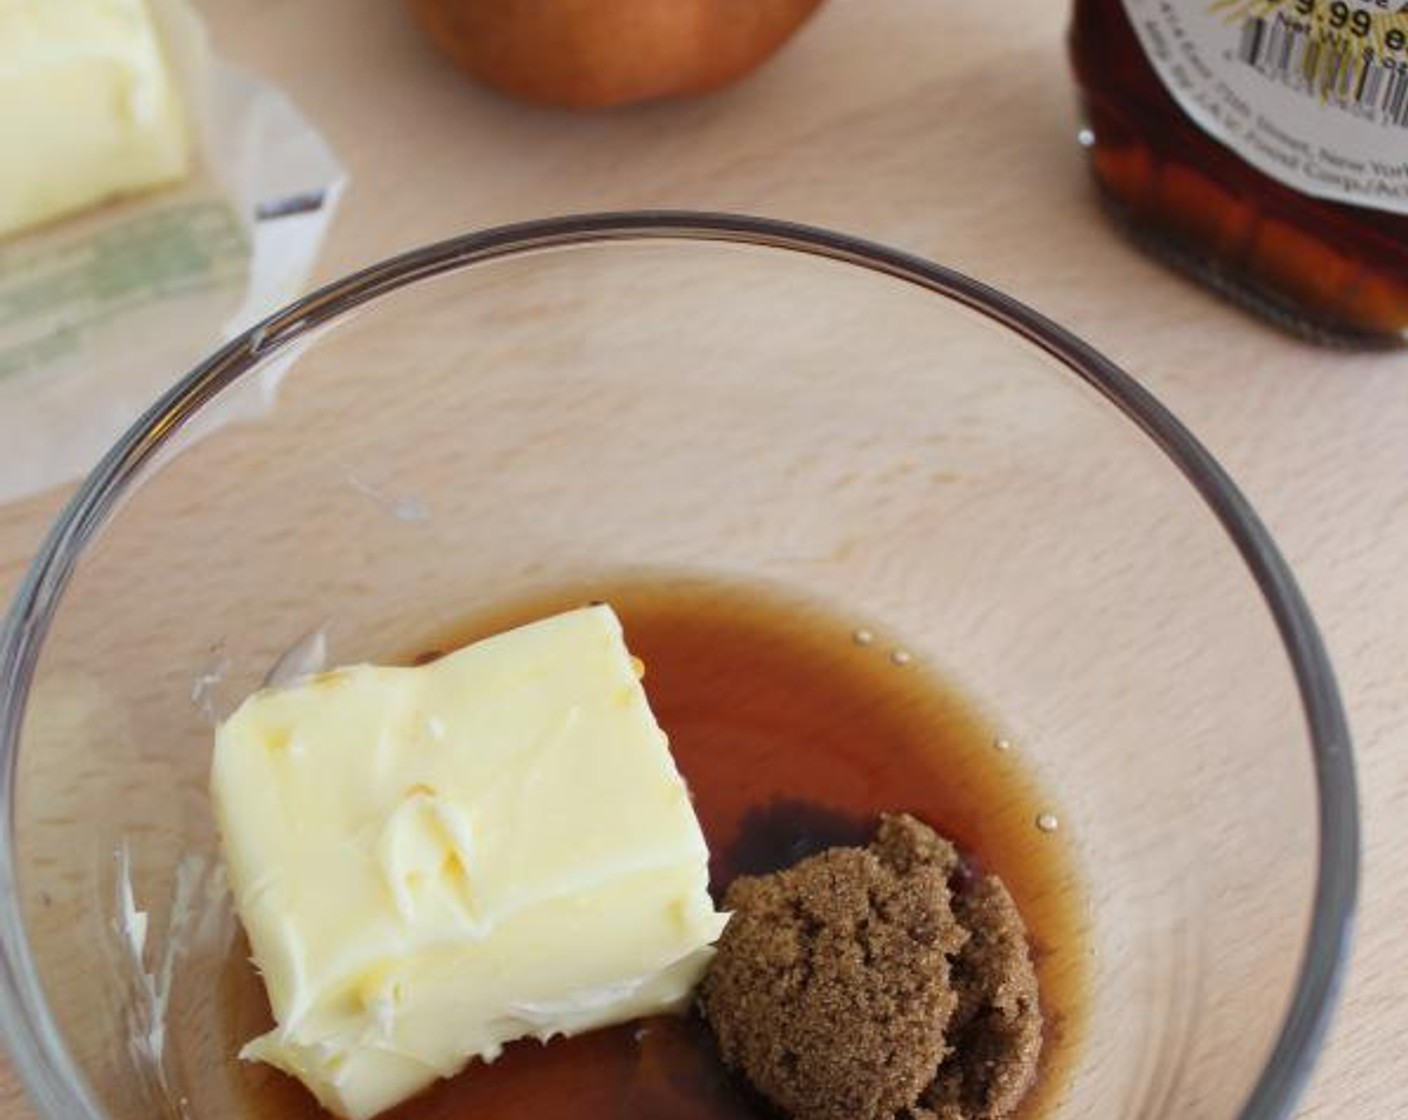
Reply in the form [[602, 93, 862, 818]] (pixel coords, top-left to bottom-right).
[[222, 578, 1088, 1120], [1071, 0, 1408, 344]]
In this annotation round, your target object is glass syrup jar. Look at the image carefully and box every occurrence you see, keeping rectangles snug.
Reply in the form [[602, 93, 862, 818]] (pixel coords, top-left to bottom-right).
[[1071, 0, 1408, 346]]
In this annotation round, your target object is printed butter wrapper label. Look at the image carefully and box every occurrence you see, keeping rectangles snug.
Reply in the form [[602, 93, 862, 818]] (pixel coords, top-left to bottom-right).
[[1120, 0, 1408, 215], [0, 0, 345, 503]]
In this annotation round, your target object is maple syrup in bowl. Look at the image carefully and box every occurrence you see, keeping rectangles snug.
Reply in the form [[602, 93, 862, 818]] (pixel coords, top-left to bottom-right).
[[0, 215, 1355, 1120]]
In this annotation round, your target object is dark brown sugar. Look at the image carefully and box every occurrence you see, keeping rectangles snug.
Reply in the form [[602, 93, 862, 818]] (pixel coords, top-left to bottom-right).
[[699, 814, 964, 1120], [914, 876, 1041, 1120], [700, 815, 1041, 1120]]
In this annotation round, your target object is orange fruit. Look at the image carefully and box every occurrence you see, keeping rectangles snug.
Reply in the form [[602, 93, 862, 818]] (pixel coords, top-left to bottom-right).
[[403, 0, 826, 109]]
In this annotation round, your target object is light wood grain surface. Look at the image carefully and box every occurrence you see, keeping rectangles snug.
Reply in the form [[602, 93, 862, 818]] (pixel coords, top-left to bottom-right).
[[0, 2, 1403, 1118]]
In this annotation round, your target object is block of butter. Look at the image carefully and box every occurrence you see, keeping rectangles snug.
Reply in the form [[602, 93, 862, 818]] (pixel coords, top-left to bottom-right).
[[0, 0, 189, 240], [211, 605, 728, 1120]]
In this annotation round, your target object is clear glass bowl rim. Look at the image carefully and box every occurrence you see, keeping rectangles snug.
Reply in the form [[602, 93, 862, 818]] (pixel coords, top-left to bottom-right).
[[0, 211, 1359, 1120]]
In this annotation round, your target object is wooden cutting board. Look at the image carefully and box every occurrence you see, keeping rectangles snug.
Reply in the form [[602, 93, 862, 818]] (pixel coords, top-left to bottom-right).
[[0, 2, 1402, 1118]]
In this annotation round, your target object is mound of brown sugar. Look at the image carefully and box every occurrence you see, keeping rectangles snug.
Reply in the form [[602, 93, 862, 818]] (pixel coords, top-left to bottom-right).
[[699, 814, 1041, 1120], [913, 874, 1042, 1120]]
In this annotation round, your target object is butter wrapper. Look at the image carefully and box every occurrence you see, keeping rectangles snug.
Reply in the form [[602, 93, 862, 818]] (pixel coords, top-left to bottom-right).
[[0, 0, 345, 504]]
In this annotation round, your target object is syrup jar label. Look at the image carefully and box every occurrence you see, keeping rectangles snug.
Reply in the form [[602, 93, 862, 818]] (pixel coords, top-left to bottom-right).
[[1121, 0, 1408, 214]]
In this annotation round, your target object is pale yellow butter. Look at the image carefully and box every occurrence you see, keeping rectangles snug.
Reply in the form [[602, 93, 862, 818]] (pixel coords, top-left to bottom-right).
[[0, 0, 189, 240], [211, 605, 728, 1120]]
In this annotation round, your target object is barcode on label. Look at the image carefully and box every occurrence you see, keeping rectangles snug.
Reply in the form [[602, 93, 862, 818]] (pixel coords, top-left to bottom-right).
[[1237, 15, 1408, 127]]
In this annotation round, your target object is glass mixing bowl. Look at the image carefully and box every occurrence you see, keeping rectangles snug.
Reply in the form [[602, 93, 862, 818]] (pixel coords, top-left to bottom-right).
[[0, 213, 1357, 1120]]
